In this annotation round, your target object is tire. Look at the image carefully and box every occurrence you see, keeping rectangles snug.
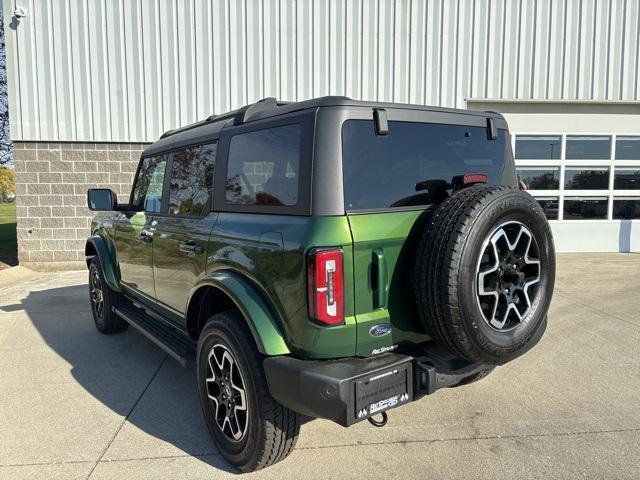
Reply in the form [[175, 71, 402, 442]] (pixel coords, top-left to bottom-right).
[[196, 311, 300, 472], [413, 186, 555, 365], [88, 257, 128, 334]]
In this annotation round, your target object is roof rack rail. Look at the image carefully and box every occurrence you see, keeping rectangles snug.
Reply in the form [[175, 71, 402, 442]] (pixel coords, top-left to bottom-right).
[[159, 97, 288, 139]]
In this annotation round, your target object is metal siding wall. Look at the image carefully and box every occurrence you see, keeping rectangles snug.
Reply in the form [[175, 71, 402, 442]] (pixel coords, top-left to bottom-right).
[[4, 0, 640, 142]]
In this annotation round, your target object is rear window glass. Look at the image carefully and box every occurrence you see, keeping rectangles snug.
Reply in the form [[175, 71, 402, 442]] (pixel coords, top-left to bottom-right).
[[342, 120, 511, 211], [225, 124, 301, 206]]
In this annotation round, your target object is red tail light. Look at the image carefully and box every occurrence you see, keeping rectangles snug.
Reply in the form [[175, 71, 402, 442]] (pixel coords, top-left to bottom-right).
[[307, 249, 344, 325]]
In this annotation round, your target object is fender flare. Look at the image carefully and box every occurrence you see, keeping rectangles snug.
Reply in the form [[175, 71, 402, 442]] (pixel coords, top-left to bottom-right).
[[189, 271, 290, 356], [85, 235, 121, 292]]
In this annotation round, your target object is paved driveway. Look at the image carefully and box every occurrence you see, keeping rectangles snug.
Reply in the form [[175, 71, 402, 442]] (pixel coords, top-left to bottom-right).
[[1, 254, 639, 479]]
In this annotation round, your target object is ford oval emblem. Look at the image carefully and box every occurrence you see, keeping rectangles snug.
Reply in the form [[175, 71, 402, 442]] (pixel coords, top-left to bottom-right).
[[369, 323, 392, 337]]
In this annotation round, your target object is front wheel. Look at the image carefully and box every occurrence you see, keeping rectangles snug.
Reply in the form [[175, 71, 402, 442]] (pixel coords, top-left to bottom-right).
[[88, 257, 127, 334], [196, 311, 300, 472]]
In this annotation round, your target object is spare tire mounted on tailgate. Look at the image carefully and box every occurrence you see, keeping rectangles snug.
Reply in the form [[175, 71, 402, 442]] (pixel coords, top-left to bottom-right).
[[413, 185, 555, 365]]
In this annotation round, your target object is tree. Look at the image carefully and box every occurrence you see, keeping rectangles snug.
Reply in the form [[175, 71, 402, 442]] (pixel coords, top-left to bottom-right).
[[0, 166, 15, 201], [0, 16, 12, 166]]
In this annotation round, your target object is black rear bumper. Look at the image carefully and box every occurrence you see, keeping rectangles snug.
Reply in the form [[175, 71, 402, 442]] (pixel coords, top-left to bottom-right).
[[263, 345, 493, 427]]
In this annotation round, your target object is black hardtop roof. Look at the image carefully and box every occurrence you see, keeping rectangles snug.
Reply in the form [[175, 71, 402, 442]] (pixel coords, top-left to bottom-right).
[[142, 96, 505, 157]]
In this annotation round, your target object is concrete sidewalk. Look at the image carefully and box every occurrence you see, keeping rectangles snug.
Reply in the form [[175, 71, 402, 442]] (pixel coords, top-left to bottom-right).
[[1, 254, 639, 479]]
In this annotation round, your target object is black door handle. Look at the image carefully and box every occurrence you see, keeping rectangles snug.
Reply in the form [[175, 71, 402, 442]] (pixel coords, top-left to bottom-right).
[[179, 241, 204, 254]]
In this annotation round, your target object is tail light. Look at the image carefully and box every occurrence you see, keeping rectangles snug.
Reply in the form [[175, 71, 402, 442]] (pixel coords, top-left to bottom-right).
[[307, 248, 344, 325]]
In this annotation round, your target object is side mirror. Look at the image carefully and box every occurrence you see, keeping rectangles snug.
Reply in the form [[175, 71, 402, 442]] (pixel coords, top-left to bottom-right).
[[87, 188, 117, 211]]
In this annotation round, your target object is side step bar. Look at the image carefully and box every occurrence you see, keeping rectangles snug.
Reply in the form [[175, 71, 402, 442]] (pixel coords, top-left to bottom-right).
[[113, 302, 196, 367]]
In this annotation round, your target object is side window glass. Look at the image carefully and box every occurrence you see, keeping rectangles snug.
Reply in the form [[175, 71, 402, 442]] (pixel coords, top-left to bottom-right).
[[168, 143, 217, 216], [131, 155, 168, 212], [225, 124, 301, 206]]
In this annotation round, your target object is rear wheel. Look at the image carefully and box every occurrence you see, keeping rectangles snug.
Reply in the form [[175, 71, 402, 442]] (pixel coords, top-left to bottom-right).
[[88, 257, 127, 334], [413, 186, 555, 365], [196, 311, 300, 472]]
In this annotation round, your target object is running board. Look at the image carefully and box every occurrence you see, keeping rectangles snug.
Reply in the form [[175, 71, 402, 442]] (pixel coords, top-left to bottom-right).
[[113, 302, 196, 367]]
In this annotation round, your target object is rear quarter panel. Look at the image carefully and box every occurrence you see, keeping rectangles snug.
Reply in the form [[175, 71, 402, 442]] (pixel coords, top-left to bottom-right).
[[206, 213, 358, 359]]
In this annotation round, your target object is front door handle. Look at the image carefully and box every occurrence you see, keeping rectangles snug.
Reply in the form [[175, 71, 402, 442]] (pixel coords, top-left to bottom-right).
[[179, 241, 204, 255]]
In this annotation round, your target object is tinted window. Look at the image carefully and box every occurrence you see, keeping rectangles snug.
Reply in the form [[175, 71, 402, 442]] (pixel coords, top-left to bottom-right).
[[563, 197, 608, 219], [613, 198, 640, 219], [131, 155, 168, 212], [615, 136, 640, 160], [533, 196, 559, 220], [342, 120, 511, 211], [566, 136, 611, 160], [515, 135, 562, 160], [516, 167, 559, 190], [564, 167, 609, 190], [168, 143, 216, 216], [225, 124, 301, 206], [614, 168, 640, 190]]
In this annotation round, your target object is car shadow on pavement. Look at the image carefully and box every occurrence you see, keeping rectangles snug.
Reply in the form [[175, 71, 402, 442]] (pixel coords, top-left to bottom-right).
[[1, 283, 239, 474]]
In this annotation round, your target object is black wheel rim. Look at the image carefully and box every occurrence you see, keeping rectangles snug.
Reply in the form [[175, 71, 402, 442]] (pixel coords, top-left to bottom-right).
[[476, 221, 541, 331], [90, 267, 105, 324], [205, 344, 249, 442]]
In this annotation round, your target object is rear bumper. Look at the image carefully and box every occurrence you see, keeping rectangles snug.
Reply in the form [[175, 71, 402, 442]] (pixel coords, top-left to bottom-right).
[[263, 344, 493, 427]]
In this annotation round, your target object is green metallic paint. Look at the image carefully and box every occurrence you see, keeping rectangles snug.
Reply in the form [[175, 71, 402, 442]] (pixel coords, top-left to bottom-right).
[[152, 213, 217, 316], [191, 271, 291, 356], [347, 210, 431, 357], [205, 213, 357, 359], [86, 234, 121, 292]]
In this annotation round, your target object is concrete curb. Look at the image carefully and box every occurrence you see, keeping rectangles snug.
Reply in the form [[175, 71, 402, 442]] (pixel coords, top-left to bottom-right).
[[0, 266, 42, 288]]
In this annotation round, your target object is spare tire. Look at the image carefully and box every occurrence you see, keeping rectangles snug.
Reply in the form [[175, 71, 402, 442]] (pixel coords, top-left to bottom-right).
[[413, 185, 555, 365]]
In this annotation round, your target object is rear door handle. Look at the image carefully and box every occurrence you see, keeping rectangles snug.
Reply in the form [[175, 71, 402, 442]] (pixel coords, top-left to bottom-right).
[[179, 241, 204, 255]]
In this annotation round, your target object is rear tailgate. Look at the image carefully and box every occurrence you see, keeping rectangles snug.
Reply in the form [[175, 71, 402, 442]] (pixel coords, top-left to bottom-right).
[[348, 211, 430, 356], [342, 117, 515, 357]]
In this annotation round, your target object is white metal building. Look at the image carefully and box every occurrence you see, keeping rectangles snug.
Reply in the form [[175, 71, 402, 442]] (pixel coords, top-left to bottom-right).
[[4, 0, 640, 255]]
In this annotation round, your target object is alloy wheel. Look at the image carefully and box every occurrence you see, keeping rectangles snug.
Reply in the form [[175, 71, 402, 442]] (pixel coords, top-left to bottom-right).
[[476, 221, 541, 331], [205, 344, 249, 442], [90, 267, 104, 323]]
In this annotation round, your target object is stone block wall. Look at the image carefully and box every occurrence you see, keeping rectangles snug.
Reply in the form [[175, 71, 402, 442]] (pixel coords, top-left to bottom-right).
[[12, 142, 147, 270]]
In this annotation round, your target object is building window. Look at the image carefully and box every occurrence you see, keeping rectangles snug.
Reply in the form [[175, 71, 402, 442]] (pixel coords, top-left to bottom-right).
[[615, 136, 640, 160], [514, 135, 561, 160], [533, 196, 559, 220], [613, 198, 640, 219], [614, 168, 640, 190], [516, 167, 559, 190], [565, 135, 611, 160], [564, 167, 609, 190], [563, 197, 608, 219]]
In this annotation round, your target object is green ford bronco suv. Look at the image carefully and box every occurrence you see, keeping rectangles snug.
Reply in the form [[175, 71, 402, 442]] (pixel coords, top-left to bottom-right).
[[86, 96, 555, 472]]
